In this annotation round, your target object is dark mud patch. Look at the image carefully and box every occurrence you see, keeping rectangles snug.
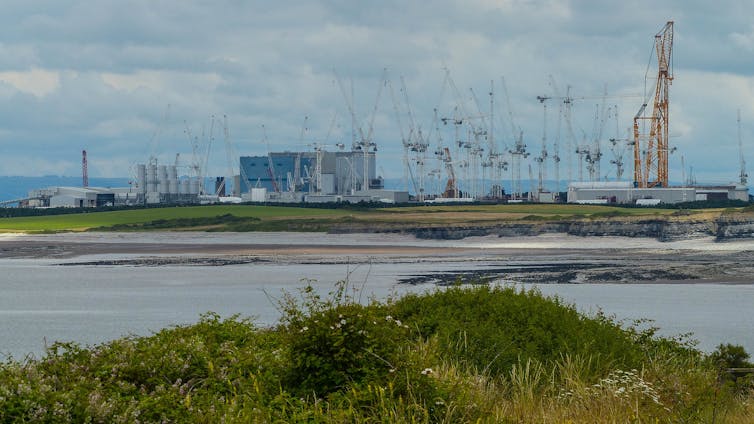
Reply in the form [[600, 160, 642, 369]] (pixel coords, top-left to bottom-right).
[[399, 262, 701, 285]]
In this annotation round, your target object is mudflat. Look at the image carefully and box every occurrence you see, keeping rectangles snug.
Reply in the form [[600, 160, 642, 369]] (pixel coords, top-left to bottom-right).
[[2, 231, 753, 285]]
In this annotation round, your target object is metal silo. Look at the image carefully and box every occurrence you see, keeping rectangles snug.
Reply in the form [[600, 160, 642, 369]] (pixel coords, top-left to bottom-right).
[[146, 164, 158, 194], [137, 164, 147, 194]]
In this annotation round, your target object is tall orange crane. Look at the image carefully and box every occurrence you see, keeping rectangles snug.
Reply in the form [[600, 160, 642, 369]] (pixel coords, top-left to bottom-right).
[[633, 21, 674, 188]]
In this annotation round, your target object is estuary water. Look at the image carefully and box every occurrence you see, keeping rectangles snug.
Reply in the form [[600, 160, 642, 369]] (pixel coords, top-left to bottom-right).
[[1, 232, 754, 359]]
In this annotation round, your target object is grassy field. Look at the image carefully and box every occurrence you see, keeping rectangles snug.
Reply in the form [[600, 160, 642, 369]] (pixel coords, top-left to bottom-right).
[[0, 205, 355, 232], [0, 203, 720, 233]]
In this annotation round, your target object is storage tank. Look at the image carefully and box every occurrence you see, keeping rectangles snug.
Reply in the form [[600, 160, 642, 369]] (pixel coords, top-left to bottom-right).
[[158, 165, 168, 193], [179, 179, 189, 195], [190, 178, 200, 195], [250, 188, 267, 202], [168, 179, 179, 194], [168, 165, 178, 180], [146, 164, 157, 194], [136, 164, 146, 194]]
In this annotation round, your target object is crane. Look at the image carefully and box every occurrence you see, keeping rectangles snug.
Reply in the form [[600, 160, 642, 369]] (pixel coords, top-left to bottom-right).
[[633, 21, 674, 188], [402, 76, 429, 201], [387, 77, 413, 193], [608, 106, 632, 181], [184, 120, 204, 194], [334, 69, 385, 192], [501, 76, 528, 200], [261, 124, 280, 193], [738, 109, 748, 186], [535, 94, 549, 194], [442, 147, 459, 198]]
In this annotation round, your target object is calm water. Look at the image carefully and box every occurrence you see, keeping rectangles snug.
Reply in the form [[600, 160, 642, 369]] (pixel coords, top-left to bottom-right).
[[2, 232, 754, 359]]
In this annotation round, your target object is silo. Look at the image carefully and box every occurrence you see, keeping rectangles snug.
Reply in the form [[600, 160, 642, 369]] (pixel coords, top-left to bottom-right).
[[168, 179, 178, 194], [168, 166, 179, 194], [190, 177, 200, 195], [136, 164, 147, 194], [158, 165, 168, 193], [146, 164, 158, 194], [178, 179, 188, 195]]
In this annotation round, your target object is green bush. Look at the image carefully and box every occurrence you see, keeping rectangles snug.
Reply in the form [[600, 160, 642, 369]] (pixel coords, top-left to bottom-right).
[[0, 283, 750, 422], [390, 284, 651, 379], [278, 283, 433, 397]]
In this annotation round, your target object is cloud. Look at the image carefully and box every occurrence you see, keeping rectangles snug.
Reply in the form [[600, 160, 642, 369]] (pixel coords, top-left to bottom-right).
[[731, 25, 754, 51], [0, 68, 59, 97], [0, 0, 750, 189]]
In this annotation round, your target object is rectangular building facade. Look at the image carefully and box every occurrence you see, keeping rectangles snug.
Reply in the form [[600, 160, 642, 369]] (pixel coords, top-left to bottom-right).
[[240, 150, 379, 195]]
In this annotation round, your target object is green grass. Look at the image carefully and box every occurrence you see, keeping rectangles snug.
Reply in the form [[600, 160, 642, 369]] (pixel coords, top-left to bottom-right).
[[1, 283, 751, 423], [0, 205, 357, 232], [0, 203, 718, 233]]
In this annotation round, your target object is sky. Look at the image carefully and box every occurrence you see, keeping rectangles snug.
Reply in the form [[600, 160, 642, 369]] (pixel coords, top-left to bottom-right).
[[0, 0, 752, 189]]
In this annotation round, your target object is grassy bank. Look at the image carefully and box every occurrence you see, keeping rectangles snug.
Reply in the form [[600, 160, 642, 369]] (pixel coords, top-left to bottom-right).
[[1, 284, 752, 422], [0, 203, 696, 233]]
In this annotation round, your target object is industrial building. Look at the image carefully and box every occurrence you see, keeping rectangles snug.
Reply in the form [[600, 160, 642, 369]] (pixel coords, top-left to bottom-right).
[[24, 186, 131, 208], [15, 147, 409, 208], [238, 150, 408, 203], [239, 150, 382, 195], [567, 181, 749, 205]]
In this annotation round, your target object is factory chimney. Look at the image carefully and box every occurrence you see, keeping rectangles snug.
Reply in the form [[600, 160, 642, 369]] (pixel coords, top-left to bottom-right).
[[82, 150, 89, 188]]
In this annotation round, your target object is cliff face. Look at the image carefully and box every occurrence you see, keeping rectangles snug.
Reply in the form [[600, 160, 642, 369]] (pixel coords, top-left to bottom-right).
[[409, 219, 716, 241], [330, 213, 754, 241], [329, 213, 754, 242], [715, 215, 754, 240]]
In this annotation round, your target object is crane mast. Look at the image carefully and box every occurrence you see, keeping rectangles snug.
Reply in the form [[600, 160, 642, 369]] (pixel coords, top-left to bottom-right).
[[738, 109, 748, 186], [633, 21, 673, 188], [442, 147, 458, 198]]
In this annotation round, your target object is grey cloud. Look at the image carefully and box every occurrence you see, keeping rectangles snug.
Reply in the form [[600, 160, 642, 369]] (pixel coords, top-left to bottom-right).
[[0, 0, 749, 185]]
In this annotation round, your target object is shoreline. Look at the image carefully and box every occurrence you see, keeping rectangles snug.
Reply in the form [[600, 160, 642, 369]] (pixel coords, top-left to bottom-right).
[[2, 231, 753, 285]]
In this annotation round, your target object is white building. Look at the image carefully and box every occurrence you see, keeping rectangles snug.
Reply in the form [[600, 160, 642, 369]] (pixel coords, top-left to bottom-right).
[[567, 181, 749, 205]]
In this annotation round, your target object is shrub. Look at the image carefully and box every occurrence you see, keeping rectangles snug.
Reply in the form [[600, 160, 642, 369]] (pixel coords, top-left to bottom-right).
[[278, 283, 428, 397], [389, 284, 647, 379]]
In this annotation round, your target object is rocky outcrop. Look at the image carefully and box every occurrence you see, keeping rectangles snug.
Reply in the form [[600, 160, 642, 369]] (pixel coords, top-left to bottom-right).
[[404, 219, 719, 241], [715, 215, 754, 240], [330, 215, 754, 242]]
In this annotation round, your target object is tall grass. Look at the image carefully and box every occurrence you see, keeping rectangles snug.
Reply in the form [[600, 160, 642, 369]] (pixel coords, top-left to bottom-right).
[[0, 283, 752, 422]]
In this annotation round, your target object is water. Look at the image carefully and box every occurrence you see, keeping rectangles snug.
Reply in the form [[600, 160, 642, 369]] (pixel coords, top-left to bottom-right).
[[524, 283, 754, 352], [2, 232, 754, 359], [1, 258, 444, 359]]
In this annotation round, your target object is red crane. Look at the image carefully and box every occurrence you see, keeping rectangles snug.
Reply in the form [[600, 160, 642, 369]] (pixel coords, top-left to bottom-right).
[[82, 150, 89, 188]]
